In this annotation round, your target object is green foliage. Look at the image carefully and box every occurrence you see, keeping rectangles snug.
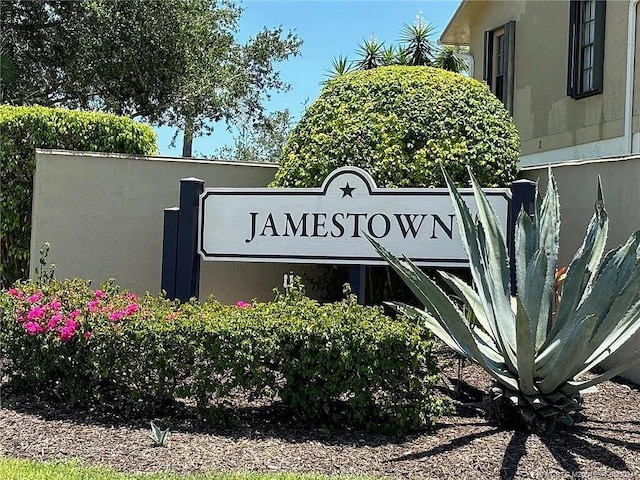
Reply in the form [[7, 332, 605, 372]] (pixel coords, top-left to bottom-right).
[[369, 167, 640, 433], [0, 278, 449, 434], [0, 105, 158, 287], [272, 66, 520, 189], [1, 0, 301, 156], [213, 110, 295, 163]]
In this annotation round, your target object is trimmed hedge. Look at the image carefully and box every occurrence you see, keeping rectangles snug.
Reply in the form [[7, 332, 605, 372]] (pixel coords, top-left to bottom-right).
[[0, 105, 158, 288], [0, 279, 450, 434], [271, 66, 520, 189]]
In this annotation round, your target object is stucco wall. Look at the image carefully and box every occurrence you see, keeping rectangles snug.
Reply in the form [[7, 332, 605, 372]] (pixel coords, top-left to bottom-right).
[[464, 1, 639, 163], [30, 150, 318, 303], [521, 155, 640, 383]]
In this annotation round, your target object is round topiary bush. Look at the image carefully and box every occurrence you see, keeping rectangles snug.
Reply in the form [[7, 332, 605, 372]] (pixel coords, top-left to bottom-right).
[[271, 66, 520, 189]]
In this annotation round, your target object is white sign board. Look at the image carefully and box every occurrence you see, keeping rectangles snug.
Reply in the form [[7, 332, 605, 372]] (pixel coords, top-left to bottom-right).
[[198, 167, 510, 267]]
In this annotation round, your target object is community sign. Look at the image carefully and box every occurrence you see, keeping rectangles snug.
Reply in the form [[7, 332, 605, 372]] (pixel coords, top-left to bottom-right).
[[198, 167, 510, 267]]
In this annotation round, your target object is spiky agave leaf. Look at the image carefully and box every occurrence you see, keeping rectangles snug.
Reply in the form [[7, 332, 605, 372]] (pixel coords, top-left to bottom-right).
[[368, 167, 640, 433]]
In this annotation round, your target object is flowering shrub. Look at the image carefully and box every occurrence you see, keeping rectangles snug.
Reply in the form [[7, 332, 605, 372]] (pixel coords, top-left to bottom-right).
[[0, 279, 449, 433]]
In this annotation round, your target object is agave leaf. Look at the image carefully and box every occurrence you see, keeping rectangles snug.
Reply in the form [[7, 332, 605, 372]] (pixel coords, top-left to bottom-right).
[[515, 297, 537, 395], [441, 166, 517, 373], [514, 208, 537, 304], [580, 259, 640, 367], [466, 166, 515, 346], [575, 236, 638, 324], [533, 169, 560, 347], [388, 301, 466, 356], [439, 271, 493, 340], [538, 314, 599, 394], [546, 239, 638, 375], [543, 182, 608, 349], [514, 208, 538, 295], [583, 177, 608, 293], [368, 236, 519, 391], [561, 347, 640, 396], [579, 295, 640, 376], [521, 248, 548, 350]]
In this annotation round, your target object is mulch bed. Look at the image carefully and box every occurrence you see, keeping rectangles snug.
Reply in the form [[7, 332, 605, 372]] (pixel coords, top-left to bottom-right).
[[1, 352, 639, 480]]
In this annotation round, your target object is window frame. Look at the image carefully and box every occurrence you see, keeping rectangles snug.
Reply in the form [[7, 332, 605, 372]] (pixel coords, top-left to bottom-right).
[[483, 21, 516, 114], [567, 0, 606, 99]]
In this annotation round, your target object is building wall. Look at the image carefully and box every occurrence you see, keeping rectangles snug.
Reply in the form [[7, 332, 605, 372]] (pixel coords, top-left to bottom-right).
[[30, 150, 318, 304], [521, 155, 640, 383], [465, 0, 639, 165]]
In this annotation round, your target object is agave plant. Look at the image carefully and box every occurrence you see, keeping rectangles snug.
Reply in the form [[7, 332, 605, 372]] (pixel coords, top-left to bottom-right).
[[369, 167, 640, 432], [149, 421, 169, 447]]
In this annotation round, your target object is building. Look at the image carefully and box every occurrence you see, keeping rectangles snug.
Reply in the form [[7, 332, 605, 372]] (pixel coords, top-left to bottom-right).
[[441, 0, 640, 166]]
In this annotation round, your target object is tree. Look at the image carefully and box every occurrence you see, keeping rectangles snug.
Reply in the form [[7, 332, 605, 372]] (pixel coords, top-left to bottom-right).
[[212, 109, 295, 163], [398, 14, 437, 66], [1, 0, 302, 156]]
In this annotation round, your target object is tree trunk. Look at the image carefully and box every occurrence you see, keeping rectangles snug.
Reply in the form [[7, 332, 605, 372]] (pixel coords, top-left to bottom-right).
[[182, 117, 194, 157]]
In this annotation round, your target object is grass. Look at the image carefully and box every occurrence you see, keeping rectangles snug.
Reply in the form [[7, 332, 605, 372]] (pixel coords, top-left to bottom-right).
[[0, 458, 379, 480]]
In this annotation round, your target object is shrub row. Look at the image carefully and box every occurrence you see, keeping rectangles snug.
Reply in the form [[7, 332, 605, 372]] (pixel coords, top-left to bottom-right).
[[0, 279, 450, 434], [0, 105, 158, 288]]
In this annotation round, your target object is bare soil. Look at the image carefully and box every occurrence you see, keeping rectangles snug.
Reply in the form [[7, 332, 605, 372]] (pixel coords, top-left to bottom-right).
[[1, 352, 639, 480]]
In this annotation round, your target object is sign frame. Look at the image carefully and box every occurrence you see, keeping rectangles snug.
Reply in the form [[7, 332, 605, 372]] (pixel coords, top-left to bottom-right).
[[197, 167, 511, 267]]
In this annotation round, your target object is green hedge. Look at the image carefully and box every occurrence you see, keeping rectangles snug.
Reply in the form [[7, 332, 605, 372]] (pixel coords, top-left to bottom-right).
[[0, 279, 450, 434], [272, 66, 520, 189], [0, 105, 158, 288]]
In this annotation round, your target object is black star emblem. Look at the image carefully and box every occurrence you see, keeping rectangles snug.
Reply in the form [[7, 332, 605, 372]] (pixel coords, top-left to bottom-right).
[[340, 182, 355, 198]]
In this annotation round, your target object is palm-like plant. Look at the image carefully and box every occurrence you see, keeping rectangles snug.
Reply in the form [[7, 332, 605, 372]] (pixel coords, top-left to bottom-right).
[[322, 55, 354, 83], [434, 46, 468, 74], [369, 167, 640, 433], [399, 13, 436, 66], [353, 35, 384, 71]]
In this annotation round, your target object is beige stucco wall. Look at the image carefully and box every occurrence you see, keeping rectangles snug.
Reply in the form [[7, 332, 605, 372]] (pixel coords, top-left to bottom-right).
[[30, 150, 319, 304], [521, 155, 640, 383], [461, 0, 639, 162]]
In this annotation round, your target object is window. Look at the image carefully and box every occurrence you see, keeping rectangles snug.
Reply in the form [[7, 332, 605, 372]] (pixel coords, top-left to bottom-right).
[[567, 0, 606, 98], [483, 21, 516, 114]]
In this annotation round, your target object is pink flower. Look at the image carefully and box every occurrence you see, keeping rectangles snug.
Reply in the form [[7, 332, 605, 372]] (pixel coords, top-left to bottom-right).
[[8, 288, 24, 300], [47, 313, 63, 330], [94, 290, 106, 299], [27, 305, 46, 321], [109, 310, 125, 322], [126, 293, 138, 301], [50, 300, 62, 311], [69, 309, 80, 319], [84, 332, 93, 339], [27, 292, 43, 303], [87, 300, 100, 313], [236, 301, 251, 308], [125, 303, 139, 315], [25, 321, 44, 335], [59, 319, 78, 342]]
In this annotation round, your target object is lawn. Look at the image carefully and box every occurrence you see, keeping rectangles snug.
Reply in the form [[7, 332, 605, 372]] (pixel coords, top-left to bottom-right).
[[0, 458, 377, 480]]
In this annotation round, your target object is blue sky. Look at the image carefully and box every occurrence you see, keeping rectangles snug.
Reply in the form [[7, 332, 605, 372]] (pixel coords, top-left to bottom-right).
[[155, 0, 461, 157]]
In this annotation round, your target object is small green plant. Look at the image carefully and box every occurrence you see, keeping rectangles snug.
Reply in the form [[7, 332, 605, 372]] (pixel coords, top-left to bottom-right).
[[149, 421, 169, 447], [369, 167, 640, 433]]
